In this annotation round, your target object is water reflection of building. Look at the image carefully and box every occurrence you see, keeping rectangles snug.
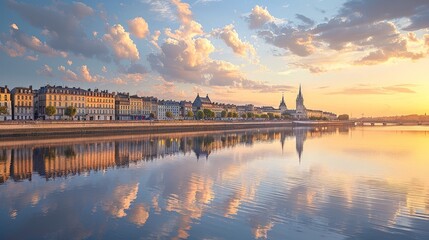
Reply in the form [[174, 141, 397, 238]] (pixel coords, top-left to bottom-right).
[[294, 128, 307, 162], [11, 148, 33, 181], [0, 149, 11, 183], [0, 127, 344, 183]]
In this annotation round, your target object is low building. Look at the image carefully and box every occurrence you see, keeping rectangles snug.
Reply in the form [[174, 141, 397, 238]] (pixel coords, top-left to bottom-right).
[[180, 101, 193, 118], [11, 86, 34, 120], [157, 100, 180, 120], [0, 86, 11, 121], [307, 109, 324, 119], [192, 94, 213, 113], [36, 85, 114, 120], [260, 106, 281, 116], [142, 96, 158, 119], [236, 104, 254, 115], [323, 112, 337, 120], [115, 93, 131, 120], [85, 89, 115, 121], [130, 95, 143, 120], [36, 85, 87, 120]]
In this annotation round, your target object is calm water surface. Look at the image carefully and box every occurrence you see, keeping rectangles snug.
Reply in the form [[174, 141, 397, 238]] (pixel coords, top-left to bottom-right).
[[0, 126, 429, 239]]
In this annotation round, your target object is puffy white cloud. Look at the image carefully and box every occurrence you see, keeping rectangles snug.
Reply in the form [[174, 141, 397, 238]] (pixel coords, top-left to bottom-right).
[[67, 60, 73, 66], [103, 24, 140, 62], [150, 30, 161, 49], [58, 65, 78, 82], [212, 24, 256, 58], [80, 65, 95, 82], [171, 0, 192, 25], [37, 64, 53, 77], [247, 5, 274, 29], [128, 17, 149, 39], [57, 65, 101, 82], [102, 66, 107, 73], [10, 23, 19, 30]]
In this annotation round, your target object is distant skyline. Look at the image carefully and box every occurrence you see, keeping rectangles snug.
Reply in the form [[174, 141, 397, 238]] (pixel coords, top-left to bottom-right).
[[1, 0, 429, 117]]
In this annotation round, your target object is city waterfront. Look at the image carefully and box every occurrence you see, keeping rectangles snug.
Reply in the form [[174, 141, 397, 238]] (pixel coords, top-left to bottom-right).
[[0, 126, 428, 239]]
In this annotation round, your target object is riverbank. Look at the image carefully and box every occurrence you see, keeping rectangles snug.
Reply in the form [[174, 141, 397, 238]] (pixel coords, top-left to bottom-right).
[[0, 120, 356, 138]]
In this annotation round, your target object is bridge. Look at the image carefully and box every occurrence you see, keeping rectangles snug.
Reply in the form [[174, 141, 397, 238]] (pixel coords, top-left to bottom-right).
[[355, 121, 428, 126]]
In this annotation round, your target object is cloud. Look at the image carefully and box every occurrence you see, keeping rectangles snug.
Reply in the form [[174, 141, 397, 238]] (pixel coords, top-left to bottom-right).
[[150, 30, 161, 49], [25, 55, 38, 61], [10, 23, 19, 30], [67, 60, 73, 66], [247, 1, 429, 71], [7, 0, 110, 61], [295, 14, 315, 26], [125, 63, 148, 74], [80, 65, 95, 82], [258, 27, 316, 57], [330, 84, 417, 95], [37, 64, 53, 77], [58, 65, 78, 82], [212, 24, 256, 58], [247, 5, 274, 29], [148, 0, 285, 92], [102, 66, 107, 73], [128, 17, 150, 39], [171, 0, 192, 25], [103, 24, 140, 62], [142, 0, 175, 21], [1, 23, 68, 58], [57, 64, 101, 82], [0, 40, 26, 57]]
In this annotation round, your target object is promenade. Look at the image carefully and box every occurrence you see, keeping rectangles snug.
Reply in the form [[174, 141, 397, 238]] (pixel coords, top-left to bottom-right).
[[0, 120, 294, 138]]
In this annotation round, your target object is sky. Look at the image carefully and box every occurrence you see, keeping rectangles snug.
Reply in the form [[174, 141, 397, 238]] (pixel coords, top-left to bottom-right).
[[1, 0, 429, 117]]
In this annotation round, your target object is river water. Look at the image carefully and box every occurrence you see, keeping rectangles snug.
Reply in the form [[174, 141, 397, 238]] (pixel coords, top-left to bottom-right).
[[0, 126, 428, 239]]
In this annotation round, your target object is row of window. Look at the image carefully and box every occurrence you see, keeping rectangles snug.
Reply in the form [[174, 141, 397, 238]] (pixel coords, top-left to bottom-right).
[[15, 95, 32, 100]]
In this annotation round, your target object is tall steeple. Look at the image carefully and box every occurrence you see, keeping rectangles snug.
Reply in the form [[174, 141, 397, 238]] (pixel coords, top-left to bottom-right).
[[279, 92, 287, 111]]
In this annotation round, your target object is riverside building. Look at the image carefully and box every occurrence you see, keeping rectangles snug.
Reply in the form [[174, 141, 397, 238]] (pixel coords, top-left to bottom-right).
[[11, 86, 34, 120], [0, 86, 11, 121]]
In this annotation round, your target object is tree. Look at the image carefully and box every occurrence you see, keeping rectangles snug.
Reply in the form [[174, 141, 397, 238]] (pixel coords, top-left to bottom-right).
[[45, 106, 56, 119], [261, 114, 268, 119], [241, 113, 247, 119], [221, 110, 227, 118], [210, 111, 215, 118], [203, 109, 212, 119], [232, 112, 238, 118], [186, 110, 194, 118], [197, 110, 204, 120], [65, 106, 77, 119], [166, 111, 173, 119], [267, 112, 274, 120], [247, 112, 254, 119], [338, 114, 349, 121], [254, 114, 260, 118], [227, 111, 233, 118], [0, 106, 7, 115], [149, 112, 155, 119]]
